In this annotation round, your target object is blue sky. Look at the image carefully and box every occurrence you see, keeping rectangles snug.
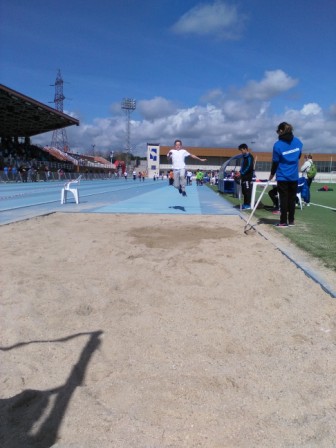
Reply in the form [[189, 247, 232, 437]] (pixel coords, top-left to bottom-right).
[[1, 0, 336, 156]]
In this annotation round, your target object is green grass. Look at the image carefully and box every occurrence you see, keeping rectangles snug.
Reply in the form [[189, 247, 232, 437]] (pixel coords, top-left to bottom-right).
[[211, 182, 336, 271]]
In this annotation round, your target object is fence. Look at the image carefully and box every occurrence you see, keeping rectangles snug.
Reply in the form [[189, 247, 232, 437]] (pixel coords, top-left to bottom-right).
[[254, 171, 336, 183], [0, 170, 120, 183]]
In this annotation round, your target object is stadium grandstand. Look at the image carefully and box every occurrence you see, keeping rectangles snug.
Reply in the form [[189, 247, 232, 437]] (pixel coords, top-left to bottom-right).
[[159, 146, 335, 177], [0, 84, 114, 182]]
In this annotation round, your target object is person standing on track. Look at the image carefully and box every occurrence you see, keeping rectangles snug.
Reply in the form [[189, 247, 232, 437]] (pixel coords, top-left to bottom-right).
[[269, 122, 303, 227], [167, 139, 207, 197]]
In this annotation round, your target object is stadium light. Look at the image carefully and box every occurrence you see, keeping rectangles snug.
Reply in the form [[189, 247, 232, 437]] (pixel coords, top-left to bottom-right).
[[121, 98, 136, 155]]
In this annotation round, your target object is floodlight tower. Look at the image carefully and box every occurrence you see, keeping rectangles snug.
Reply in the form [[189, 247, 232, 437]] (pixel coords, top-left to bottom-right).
[[121, 98, 136, 155], [50, 69, 69, 152]]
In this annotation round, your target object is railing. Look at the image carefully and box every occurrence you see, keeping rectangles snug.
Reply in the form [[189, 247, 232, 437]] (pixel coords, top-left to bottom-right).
[[254, 171, 336, 183], [1, 169, 335, 184], [0, 171, 121, 183]]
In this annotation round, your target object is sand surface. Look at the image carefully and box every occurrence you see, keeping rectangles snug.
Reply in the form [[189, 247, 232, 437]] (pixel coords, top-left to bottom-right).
[[1, 213, 336, 448]]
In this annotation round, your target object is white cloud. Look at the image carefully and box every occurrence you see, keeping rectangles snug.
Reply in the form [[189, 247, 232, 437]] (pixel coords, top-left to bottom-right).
[[300, 103, 322, 116], [32, 70, 335, 155], [171, 1, 246, 39], [137, 97, 177, 120], [240, 70, 298, 101]]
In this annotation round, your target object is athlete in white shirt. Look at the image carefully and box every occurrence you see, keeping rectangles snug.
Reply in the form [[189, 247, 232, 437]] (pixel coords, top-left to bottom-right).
[[167, 139, 206, 196]]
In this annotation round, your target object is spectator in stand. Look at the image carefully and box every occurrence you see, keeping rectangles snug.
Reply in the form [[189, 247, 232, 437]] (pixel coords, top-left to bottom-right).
[[58, 169, 64, 180], [44, 166, 51, 181], [12, 166, 19, 182], [32, 167, 38, 182], [19, 165, 28, 182], [3, 165, 9, 181]]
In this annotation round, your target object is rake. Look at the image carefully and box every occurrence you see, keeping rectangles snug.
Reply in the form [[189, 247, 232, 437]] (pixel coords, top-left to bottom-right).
[[244, 181, 270, 234]]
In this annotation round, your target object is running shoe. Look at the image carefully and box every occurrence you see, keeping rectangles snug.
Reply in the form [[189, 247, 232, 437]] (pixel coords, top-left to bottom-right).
[[178, 187, 182, 194], [288, 222, 295, 226], [182, 191, 187, 197], [242, 204, 251, 210], [274, 223, 288, 227]]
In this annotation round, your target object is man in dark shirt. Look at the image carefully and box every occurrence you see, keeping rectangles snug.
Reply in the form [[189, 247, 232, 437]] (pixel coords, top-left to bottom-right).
[[238, 143, 254, 209]]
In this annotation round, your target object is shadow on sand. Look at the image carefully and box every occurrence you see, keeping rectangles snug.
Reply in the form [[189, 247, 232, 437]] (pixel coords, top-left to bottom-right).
[[0, 331, 102, 448]]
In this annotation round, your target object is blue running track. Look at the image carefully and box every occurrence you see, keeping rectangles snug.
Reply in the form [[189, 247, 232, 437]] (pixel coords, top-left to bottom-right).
[[0, 179, 239, 225]]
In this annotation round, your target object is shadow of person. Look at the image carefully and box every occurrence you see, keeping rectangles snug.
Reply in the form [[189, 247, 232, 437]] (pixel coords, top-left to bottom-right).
[[169, 205, 186, 212], [0, 330, 102, 448], [257, 217, 278, 225]]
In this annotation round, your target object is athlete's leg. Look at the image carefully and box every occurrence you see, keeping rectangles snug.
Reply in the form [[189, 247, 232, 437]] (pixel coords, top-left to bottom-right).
[[173, 169, 181, 190], [179, 169, 186, 192]]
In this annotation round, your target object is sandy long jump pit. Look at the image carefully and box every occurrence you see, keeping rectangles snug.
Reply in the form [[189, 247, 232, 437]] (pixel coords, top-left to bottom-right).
[[1, 213, 336, 448]]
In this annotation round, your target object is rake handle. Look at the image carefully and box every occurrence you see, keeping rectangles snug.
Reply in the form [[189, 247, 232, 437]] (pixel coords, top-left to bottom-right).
[[244, 181, 270, 228]]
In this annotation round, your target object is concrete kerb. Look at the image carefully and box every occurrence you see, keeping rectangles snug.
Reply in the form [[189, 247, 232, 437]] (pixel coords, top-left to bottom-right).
[[239, 213, 336, 299]]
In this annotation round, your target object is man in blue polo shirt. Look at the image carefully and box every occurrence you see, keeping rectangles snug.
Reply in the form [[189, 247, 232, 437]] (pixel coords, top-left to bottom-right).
[[269, 122, 303, 227]]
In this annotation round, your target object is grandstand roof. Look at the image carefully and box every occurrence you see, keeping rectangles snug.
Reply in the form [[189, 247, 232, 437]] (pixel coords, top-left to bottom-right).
[[0, 84, 79, 138]]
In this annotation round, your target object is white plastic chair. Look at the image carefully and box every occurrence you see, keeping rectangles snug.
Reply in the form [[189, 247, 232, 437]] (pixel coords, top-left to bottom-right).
[[61, 175, 82, 204]]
